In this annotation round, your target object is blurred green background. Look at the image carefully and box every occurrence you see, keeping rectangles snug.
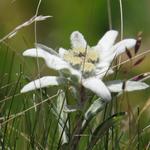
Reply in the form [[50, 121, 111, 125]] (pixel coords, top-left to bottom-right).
[[1, 0, 150, 48], [0, 0, 149, 115]]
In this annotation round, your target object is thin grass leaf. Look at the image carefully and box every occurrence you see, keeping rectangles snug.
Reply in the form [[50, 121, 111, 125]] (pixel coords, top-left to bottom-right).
[[131, 72, 150, 82], [82, 99, 106, 131], [51, 90, 69, 148], [125, 48, 132, 59], [133, 56, 145, 67], [0, 46, 8, 88], [63, 104, 81, 113], [0, 15, 52, 43], [137, 106, 140, 150], [122, 80, 126, 90], [5, 51, 15, 96], [135, 32, 142, 54], [2, 71, 22, 149], [56, 90, 69, 145], [87, 112, 126, 150]]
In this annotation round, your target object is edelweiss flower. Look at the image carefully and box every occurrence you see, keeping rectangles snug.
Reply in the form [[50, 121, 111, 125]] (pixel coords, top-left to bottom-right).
[[21, 30, 149, 101]]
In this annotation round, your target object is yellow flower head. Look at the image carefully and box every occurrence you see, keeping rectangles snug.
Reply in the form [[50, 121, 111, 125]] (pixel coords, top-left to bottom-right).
[[82, 62, 95, 73], [64, 47, 99, 73], [86, 50, 99, 62], [73, 47, 86, 54]]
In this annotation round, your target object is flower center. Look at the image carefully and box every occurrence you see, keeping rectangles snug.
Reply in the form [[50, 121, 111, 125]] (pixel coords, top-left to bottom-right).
[[64, 47, 99, 73]]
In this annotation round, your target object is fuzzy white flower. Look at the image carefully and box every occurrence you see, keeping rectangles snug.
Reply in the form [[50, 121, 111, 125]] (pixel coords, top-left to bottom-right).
[[21, 30, 149, 101]]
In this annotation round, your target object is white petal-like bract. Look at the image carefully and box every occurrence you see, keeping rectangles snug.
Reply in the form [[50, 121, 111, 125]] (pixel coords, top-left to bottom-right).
[[35, 43, 58, 56], [23, 48, 70, 70], [21, 76, 65, 93], [70, 31, 87, 49], [59, 47, 68, 58], [23, 48, 82, 78], [82, 77, 111, 101], [112, 39, 136, 56], [106, 80, 149, 93], [97, 30, 118, 51]]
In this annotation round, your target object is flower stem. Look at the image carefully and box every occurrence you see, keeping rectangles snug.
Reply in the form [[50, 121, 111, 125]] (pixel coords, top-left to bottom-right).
[[70, 85, 86, 150]]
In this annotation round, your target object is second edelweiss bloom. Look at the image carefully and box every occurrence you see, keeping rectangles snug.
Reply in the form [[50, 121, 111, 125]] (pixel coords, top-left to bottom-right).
[[21, 30, 149, 101]]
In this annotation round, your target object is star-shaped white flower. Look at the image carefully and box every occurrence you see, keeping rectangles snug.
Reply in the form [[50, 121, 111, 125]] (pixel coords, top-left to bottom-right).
[[21, 30, 149, 101]]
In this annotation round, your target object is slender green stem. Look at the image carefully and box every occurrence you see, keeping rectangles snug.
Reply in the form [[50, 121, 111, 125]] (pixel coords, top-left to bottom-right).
[[137, 106, 140, 150], [119, 0, 124, 40], [118, 0, 124, 69], [107, 0, 112, 29], [34, 0, 43, 101]]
